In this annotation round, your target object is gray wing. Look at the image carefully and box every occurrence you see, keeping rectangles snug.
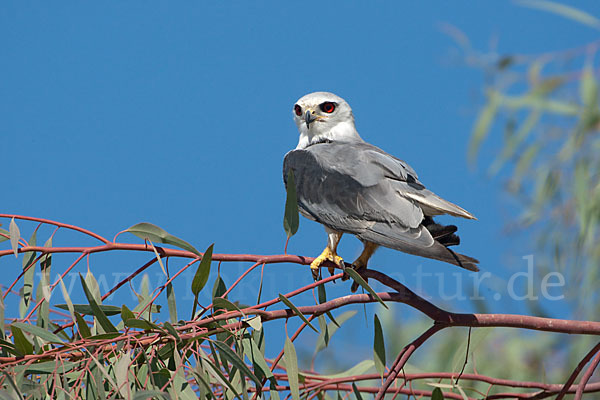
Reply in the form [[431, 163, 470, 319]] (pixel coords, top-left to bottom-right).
[[283, 141, 479, 271]]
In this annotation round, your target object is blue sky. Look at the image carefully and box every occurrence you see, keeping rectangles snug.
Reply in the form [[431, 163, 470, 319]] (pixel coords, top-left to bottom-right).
[[3, 1, 600, 369]]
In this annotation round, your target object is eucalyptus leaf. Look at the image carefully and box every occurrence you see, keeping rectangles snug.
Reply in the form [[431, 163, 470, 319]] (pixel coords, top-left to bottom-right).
[[344, 268, 388, 309], [55, 304, 122, 316], [11, 322, 64, 344], [79, 274, 117, 333], [373, 314, 386, 378], [212, 340, 262, 388], [126, 222, 201, 256], [284, 336, 300, 400], [278, 294, 318, 333], [9, 218, 20, 258], [192, 244, 214, 296]]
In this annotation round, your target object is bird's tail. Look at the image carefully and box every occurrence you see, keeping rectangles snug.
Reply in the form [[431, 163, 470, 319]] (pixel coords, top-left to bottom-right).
[[358, 220, 480, 272]]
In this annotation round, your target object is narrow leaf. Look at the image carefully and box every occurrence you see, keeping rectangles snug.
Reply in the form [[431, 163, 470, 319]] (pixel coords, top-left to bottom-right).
[[125, 318, 160, 331], [10, 325, 33, 355], [431, 387, 444, 400], [19, 230, 37, 318], [344, 268, 388, 309], [213, 297, 245, 317], [352, 382, 363, 400], [212, 340, 262, 387], [515, 0, 600, 30], [373, 314, 386, 378], [55, 304, 122, 316], [0, 227, 9, 243], [126, 222, 201, 256], [284, 336, 300, 400], [303, 360, 375, 380], [79, 274, 117, 333], [74, 312, 91, 338], [212, 275, 227, 299], [58, 277, 75, 324], [9, 218, 20, 258], [166, 282, 178, 324], [283, 169, 299, 237], [0, 288, 4, 340], [11, 322, 64, 344], [121, 305, 135, 323], [469, 91, 500, 163], [317, 283, 339, 327], [244, 316, 262, 331], [163, 321, 181, 342], [192, 244, 214, 296], [278, 294, 318, 333]]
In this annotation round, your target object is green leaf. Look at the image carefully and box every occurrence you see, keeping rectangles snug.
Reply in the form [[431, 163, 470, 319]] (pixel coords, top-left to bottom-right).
[[0, 288, 4, 340], [343, 268, 388, 309], [40, 236, 52, 271], [79, 273, 117, 333], [303, 360, 374, 380], [212, 340, 262, 388], [126, 222, 201, 256], [58, 277, 75, 323], [55, 304, 122, 316], [317, 283, 338, 327], [9, 218, 20, 258], [284, 336, 300, 400], [278, 294, 318, 333], [213, 297, 245, 316], [0, 227, 9, 243], [192, 244, 214, 296], [17, 360, 79, 375], [198, 349, 242, 398], [10, 325, 33, 355], [166, 283, 178, 324], [19, 230, 37, 319], [245, 316, 263, 331], [243, 335, 274, 384], [74, 312, 91, 338], [11, 322, 64, 344], [163, 321, 181, 342], [212, 275, 227, 299], [87, 332, 121, 340], [373, 314, 386, 378], [121, 305, 135, 323], [469, 91, 500, 163], [352, 382, 363, 400], [515, 0, 600, 30], [0, 339, 22, 357], [125, 318, 160, 331], [132, 391, 170, 400], [283, 169, 300, 238], [431, 387, 444, 400], [581, 66, 598, 107]]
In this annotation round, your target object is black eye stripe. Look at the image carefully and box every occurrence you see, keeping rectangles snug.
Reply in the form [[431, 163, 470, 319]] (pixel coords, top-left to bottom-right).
[[319, 102, 336, 113]]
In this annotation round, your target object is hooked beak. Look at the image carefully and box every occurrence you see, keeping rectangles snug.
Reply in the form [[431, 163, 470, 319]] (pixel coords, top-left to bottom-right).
[[305, 110, 317, 129]]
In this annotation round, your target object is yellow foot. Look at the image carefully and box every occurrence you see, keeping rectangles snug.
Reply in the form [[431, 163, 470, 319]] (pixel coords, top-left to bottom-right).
[[310, 247, 344, 279]]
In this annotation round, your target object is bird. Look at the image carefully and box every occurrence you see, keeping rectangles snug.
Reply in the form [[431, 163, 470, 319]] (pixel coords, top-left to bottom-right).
[[283, 91, 479, 288]]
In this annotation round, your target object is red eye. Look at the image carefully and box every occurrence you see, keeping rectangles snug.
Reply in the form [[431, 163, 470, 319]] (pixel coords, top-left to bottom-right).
[[294, 104, 302, 116], [320, 102, 336, 113]]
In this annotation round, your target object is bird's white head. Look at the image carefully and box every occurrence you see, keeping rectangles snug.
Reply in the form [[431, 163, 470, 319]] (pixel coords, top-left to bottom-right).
[[292, 91, 363, 149]]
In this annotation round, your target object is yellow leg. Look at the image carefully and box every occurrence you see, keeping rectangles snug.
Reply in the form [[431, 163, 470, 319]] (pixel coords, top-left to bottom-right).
[[352, 241, 379, 271], [310, 230, 343, 278]]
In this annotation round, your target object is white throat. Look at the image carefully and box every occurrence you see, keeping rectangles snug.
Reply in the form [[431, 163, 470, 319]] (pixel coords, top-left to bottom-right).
[[296, 120, 363, 149]]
